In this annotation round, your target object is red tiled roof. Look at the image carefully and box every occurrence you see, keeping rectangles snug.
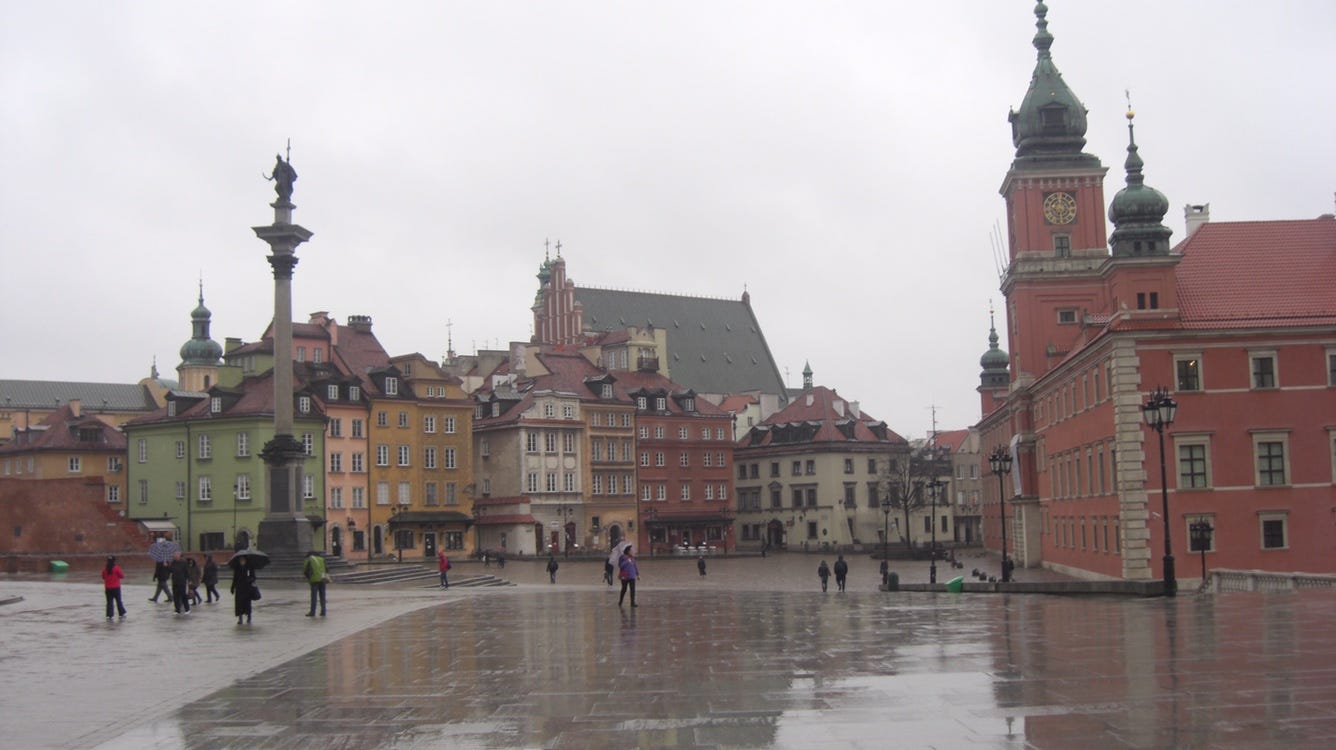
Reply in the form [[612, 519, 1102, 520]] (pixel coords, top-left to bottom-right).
[[749, 385, 905, 446], [932, 429, 969, 451], [717, 394, 759, 413], [1176, 218, 1336, 326]]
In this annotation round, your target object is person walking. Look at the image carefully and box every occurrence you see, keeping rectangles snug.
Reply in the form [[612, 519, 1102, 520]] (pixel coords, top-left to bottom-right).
[[546, 555, 559, 583], [437, 549, 451, 589], [818, 560, 831, 592], [496, 551, 505, 569], [168, 551, 192, 615], [617, 545, 639, 607], [231, 556, 257, 625], [202, 554, 221, 604], [101, 556, 127, 620], [186, 557, 203, 605], [149, 560, 170, 603], [697, 555, 707, 577], [833, 554, 849, 592], [303, 550, 327, 617]]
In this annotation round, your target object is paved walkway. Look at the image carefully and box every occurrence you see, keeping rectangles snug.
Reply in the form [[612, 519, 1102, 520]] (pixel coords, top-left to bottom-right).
[[3, 555, 1334, 749]]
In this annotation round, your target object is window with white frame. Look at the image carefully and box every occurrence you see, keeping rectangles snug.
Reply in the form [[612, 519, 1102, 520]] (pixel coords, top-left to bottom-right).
[[1175, 436, 1211, 489], [679, 451, 689, 467], [303, 474, 315, 499], [641, 484, 651, 501], [592, 475, 603, 495], [327, 384, 339, 401], [198, 434, 211, 459], [424, 482, 438, 506], [375, 444, 389, 466], [349, 385, 361, 401], [351, 452, 364, 473], [424, 415, 436, 433], [198, 476, 212, 503], [445, 447, 457, 470], [106, 484, 120, 503], [1252, 432, 1290, 487], [562, 432, 576, 453], [546, 472, 558, 492], [302, 432, 314, 456], [137, 439, 148, 463], [398, 445, 411, 466], [376, 411, 388, 428], [351, 418, 364, 438], [398, 411, 409, 428], [527, 473, 539, 493], [424, 447, 437, 470], [67, 456, 81, 473], [385, 377, 399, 395], [444, 416, 455, 434], [601, 383, 614, 399], [298, 396, 311, 414], [636, 396, 647, 410], [679, 483, 690, 501], [563, 404, 575, 419], [351, 486, 365, 508], [236, 474, 251, 500], [398, 481, 411, 505], [640, 451, 649, 467], [138, 479, 149, 504], [655, 397, 667, 411], [526, 432, 539, 453], [376, 482, 390, 505], [481, 478, 491, 496], [1259, 511, 1288, 550], [679, 426, 689, 440], [704, 485, 714, 500], [1174, 354, 1202, 392], [656, 484, 666, 500], [107, 456, 122, 472], [718, 484, 728, 501], [638, 426, 649, 440], [1250, 351, 1278, 389], [329, 419, 342, 438], [330, 452, 343, 473], [543, 402, 555, 418], [655, 452, 665, 467], [445, 482, 457, 505]]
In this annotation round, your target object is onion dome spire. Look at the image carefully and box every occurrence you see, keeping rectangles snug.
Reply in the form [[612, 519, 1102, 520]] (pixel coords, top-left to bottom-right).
[[1007, 2, 1099, 168], [979, 305, 1009, 389], [179, 280, 223, 366], [1108, 101, 1172, 257]]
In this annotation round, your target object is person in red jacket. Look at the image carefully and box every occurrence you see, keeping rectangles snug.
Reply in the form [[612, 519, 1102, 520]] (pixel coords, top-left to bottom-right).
[[438, 549, 451, 589], [101, 556, 127, 620]]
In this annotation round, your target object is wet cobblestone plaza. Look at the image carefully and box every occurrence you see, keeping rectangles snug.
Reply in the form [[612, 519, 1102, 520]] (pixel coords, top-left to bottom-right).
[[4, 556, 1336, 749]]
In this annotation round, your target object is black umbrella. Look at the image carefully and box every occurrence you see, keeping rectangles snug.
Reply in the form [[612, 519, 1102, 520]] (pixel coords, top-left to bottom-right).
[[147, 538, 181, 563], [226, 548, 270, 571]]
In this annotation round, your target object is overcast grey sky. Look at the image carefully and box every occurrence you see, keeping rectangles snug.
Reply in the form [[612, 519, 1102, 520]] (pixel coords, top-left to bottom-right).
[[3, 2, 1333, 441]]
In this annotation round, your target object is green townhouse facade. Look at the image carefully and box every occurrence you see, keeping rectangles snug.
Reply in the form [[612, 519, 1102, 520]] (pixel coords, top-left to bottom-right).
[[124, 370, 327, 554]]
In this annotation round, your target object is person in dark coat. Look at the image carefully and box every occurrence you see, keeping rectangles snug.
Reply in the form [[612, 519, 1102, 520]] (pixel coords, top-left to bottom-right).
[[149, 561, 170, 603], [697, 555, 707, 577], [617, 546, 639, 607], [546, 555, 559, 583], [230, 556, 257, 625], [833, 554, 849, 592], [168, 551, 192, 615], [202, 554, 221, 603], [818, 560, 831, 592], [186, 557, 202, 605]]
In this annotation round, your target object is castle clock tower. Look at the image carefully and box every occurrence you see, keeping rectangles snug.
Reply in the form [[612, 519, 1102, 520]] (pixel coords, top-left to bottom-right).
[[999, 2, 1110, 382]]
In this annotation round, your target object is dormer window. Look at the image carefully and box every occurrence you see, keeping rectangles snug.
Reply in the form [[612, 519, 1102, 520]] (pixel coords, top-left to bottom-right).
[[167, 401, 177, 417], [601, 383, 613, 399], [327, 385, 339, 401], [385, 377, 399, 396], [210, 397, 222, 414], [655, 397, 667, 411], [491, 402, 501, 418], [683, 397, 695, 412], [636, 396, 648, 410], [349, 386, 361, 401], [298, 396, 311, 414]]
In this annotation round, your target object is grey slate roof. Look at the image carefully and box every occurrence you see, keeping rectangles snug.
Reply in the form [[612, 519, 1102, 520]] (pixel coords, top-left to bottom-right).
[[574, 288, 787, 401], [0, 380, 159, 412]]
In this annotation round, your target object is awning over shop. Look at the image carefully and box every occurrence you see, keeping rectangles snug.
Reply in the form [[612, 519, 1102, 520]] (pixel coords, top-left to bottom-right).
[[387, 511, 473, 526], [136, 519, 179, 534]]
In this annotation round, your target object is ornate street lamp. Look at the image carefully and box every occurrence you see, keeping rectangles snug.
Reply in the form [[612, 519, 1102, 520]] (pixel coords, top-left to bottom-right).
[[988, 446, 1013, 583], [881, 489, 892, 585], [1143, 387, 1179, 597], [927, 478, 945, 584]]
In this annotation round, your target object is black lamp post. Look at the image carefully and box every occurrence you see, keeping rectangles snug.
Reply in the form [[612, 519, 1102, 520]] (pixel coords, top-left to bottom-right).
[[988, 446, 1013, 583], [1189, 519, 1213, 588], [881, 491, 892, 584], [927, 478, 944, 584], [1143, 386, 1179, 597]]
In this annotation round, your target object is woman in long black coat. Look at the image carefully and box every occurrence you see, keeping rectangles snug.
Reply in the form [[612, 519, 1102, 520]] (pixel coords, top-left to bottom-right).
[[230, 556, 257, 624]]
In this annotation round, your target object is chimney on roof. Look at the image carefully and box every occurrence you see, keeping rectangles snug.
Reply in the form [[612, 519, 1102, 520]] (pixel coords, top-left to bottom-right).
[[347, 315, 373, 332], [833, 400, 845, 417], [69, 399, 81, 418], [850, 401, 860, 418], [1184, 203, 1210, 238]]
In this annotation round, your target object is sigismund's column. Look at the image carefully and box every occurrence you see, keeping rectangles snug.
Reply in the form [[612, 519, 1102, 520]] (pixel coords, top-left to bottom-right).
[[253, 152, 314, 555]]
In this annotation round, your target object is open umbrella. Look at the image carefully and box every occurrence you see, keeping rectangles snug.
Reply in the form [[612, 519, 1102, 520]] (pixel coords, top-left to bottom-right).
[[226, 548, 270, 571], [147, 538, 181, 563], [608, 540, 633, 567]]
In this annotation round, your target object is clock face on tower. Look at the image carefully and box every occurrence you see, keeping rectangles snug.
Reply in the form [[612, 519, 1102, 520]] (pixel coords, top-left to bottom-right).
[[1042, 192, 1077, 225]]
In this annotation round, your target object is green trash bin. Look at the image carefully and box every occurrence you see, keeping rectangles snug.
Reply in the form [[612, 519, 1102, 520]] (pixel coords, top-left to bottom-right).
[[49, 560, 70, 573], [945, 575, 965, 593]]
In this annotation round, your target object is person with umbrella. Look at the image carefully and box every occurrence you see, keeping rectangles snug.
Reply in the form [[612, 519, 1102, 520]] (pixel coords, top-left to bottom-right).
[[617, 545, 640, 608], [228, 550, 265, 625], [147, 537, 179, 603]]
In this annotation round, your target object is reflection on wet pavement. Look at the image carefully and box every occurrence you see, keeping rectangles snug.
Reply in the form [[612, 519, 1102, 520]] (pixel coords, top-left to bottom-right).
[[92, 585, 1336, 749]]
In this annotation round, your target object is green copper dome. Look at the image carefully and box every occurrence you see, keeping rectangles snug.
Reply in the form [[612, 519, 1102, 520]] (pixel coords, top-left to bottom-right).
[[179, 288, 223, 365], [1108, 110, 1172, 257], [979, 316, 1009, 371], [1008, 2, 1099, 167]]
